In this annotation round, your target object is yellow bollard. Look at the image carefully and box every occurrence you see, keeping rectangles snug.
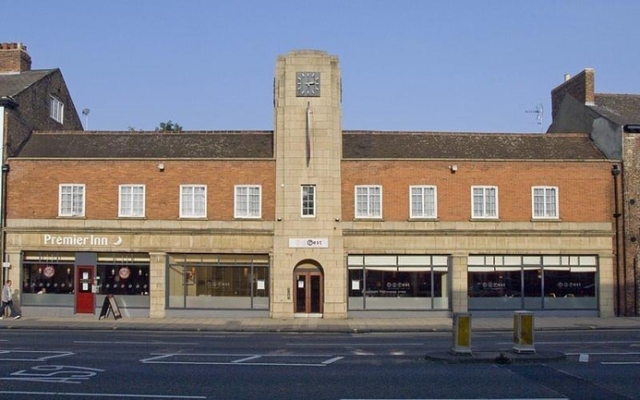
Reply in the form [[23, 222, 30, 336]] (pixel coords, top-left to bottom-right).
[[451, 312, 472, 355], [513, 310, 535, 354]]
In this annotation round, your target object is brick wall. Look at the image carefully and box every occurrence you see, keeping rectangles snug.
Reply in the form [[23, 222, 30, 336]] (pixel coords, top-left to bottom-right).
[[6, 159, 276, 220], [342, 159, 613, 222]]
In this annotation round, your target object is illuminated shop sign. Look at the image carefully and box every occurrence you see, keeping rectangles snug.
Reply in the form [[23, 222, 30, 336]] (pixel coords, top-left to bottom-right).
[[43, 234, 123, 247], [288, 238, 329, 248]]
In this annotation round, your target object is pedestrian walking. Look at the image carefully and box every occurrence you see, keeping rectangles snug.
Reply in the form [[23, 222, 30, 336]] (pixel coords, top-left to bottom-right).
[[0, 280, 21, 319]]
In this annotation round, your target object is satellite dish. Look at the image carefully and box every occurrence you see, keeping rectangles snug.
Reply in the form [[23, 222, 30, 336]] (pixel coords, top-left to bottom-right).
[[82, 108, 90, 116]]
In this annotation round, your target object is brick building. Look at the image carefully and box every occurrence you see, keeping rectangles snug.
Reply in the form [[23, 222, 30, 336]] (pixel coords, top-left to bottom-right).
[[549, 69, 640, 316], [0, 42, 82, 286], [3, 48, 617, 319]]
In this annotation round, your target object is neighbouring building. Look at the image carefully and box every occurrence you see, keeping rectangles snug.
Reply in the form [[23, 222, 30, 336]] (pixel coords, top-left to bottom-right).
[[3, 47, 618, 319], [549, 69, 640, 316], [0, 42, 82, 285]]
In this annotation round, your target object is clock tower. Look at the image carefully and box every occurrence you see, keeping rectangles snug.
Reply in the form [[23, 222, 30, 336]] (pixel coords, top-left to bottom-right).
[[272, 50, 345, 318]]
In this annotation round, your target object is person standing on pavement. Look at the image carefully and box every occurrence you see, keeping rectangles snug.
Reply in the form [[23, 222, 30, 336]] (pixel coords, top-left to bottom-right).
[[0, 280, 21, 320]]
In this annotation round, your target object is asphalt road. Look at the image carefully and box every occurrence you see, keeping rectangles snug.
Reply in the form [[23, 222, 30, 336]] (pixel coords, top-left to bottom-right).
[[0, 329, 638, 399]]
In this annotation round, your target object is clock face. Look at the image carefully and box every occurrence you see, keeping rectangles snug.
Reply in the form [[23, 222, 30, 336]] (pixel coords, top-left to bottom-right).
[[296, 72, 320, 97]]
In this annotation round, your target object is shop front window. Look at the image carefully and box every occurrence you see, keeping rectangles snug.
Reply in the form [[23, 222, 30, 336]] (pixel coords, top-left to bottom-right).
[[347, 255, 449, 311], [23, 263, 75, 295], [168, 254, 269, 310], [468, 255, 597, 310]]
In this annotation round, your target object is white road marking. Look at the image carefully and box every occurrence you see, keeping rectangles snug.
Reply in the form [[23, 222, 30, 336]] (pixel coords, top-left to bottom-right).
[[0, 351, 74, 362], [75, 340, 199, 345], [579, 353, 589, 362], [141, 352, 343, 367], [0, 391, 205, 399], [232, 355, 262, 363]]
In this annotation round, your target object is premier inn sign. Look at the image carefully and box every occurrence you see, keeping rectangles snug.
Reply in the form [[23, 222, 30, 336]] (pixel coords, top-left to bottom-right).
[[43, 234, 123, 247]]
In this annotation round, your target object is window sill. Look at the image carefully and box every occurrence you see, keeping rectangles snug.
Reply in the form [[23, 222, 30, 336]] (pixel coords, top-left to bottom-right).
[[353, 218, 384, 222]]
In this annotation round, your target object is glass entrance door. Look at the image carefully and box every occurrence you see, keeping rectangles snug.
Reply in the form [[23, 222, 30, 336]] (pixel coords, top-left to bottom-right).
[[295, 272, 323, 314]]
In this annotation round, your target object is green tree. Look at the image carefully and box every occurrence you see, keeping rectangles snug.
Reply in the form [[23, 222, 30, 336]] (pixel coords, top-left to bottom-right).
[[156, 120, 183, 132]]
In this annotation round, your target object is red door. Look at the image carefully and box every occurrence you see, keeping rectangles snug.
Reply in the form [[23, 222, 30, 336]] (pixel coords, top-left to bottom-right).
[[75, 266, 95, 314]]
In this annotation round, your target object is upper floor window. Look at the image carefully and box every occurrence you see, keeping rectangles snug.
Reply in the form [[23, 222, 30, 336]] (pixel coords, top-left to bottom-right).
[[235, 185, 261, 218], [532, 186, 558, 219], [301, 185, 316, 218], [49, 95, 64, 124], [355, 185, 382, 219], [472, 186, 498, 219], [180, 185, 206, 218], [59, 184, 85, 217], [119, 185, 145, 217], [410, 185, 437, 218]]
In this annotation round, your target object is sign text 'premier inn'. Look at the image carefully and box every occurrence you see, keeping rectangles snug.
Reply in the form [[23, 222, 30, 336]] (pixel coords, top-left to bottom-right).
[[43, 234, 123, 247]]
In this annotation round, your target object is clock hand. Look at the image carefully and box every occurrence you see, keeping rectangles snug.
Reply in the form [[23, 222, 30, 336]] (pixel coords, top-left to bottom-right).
[[306, 81, 316, 86]]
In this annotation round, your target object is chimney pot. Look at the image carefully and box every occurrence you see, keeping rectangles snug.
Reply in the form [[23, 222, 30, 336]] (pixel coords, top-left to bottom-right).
[[564, 73, 571, 82]]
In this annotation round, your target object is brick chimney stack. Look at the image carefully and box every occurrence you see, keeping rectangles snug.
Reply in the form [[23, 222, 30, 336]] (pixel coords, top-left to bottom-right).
[[0, 42, 32, 73], [550, 68, 595, 121]]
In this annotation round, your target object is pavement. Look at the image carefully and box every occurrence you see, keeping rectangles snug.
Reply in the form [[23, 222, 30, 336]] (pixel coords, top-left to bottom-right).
[[1, 314, 639, 333], [2, 314, 639, 364]]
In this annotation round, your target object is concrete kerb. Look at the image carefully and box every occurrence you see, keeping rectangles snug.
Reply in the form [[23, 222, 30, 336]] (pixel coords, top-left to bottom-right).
[[424, 350, 567, 364]]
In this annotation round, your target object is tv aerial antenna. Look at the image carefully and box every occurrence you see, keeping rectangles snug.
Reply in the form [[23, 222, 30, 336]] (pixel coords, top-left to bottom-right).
[[525, 103, 544, 130], [82, 108, 90, 130]]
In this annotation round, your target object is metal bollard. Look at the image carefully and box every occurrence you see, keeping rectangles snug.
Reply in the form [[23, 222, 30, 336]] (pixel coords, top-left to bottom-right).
[[451, 312, 472, 355], [513, 310, 535, 354]]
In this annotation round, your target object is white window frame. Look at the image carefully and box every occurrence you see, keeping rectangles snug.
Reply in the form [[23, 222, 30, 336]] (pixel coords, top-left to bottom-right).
[[49, 95, 64, 124], [410, 185, 437, 218], [355, 185, 382, 219], [119, 184, 146, 217], [301, 184, 316, 218], [532, 186, 559, 219], [235, 185, 262, 219], [59, 184, 85, 217], [180, 185, 207, 218], [471, 186, 498, 219]]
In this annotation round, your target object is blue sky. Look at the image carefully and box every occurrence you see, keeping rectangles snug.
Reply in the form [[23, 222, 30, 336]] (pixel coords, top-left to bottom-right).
[[5, 1, 640, 132]]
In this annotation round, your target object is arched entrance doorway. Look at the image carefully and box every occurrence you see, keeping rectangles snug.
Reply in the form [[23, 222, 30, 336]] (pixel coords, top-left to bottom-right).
[[293, 261, 323, 316]]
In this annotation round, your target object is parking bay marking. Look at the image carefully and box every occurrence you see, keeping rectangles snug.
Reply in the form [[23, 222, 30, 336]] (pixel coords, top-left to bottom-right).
[[141, 352, 344, 367], [0, 350, 74, 362]]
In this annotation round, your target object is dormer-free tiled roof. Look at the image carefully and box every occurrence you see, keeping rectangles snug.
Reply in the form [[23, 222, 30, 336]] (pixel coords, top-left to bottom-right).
[[592, 93, 640, 125], [0, 69, 55, 97], [16, 131, 274, 159], [15, 130, 606, 161], [343, 131, 606, 160]]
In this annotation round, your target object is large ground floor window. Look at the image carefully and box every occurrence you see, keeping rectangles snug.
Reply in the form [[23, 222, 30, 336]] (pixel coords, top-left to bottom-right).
[[468, 255, 597, 310], [348, 255, 450, 310], [168, 253, 269, 310], [21, 252, 150, 308]]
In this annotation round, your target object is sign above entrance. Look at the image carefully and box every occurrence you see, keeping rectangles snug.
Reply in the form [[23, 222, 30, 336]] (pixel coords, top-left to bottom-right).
[[289, 238, 329, 248], [43, 234, 123, 247]]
